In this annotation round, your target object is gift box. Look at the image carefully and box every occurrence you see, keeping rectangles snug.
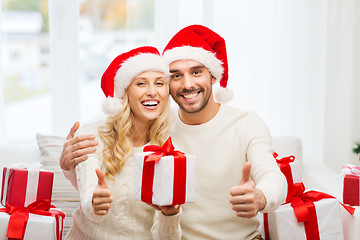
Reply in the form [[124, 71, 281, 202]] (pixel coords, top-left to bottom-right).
[[263, 199, 344, 240], [273, 152, 302, 203], [133, 137, 196, 206], [260, 183, 352, 240], [341, 205, 360, 240], [0, 205, 64, 240], [341, 164, 360, 206], [1, 165, 54, 208]]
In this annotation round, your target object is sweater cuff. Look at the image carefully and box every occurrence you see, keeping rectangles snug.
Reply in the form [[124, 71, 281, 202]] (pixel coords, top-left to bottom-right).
[[63, 169, 78, 190], [257, 173, 287, 213], [152, 207, 182, 240], [158, 207, 182, 227]]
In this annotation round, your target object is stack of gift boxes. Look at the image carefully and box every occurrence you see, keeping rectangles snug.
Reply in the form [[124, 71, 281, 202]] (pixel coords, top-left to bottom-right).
[[0, 164, 65, 240], [259, 153, 359, 240]]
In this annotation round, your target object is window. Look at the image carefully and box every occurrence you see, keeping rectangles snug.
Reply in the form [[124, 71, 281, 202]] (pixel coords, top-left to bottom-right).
[[1, 0, 50, 141], [0, 0, 155, 142]]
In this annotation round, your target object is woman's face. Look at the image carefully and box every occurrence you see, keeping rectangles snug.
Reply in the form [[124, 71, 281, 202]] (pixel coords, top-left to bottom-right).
[[127, 71, 168, 125]]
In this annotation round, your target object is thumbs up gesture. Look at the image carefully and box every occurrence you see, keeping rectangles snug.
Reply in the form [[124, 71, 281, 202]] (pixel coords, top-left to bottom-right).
[[92, 168, 113, 215], [229, 162, 266, 218]]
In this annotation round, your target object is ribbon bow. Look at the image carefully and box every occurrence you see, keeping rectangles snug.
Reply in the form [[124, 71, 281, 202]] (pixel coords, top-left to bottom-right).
[[141, 137, 187, 205], [290, 183, 354, 240], [143, 137, 184, 162], [0, 199, 65, 240], [264, 183, 355, 240], [341, 164, 360, 176]]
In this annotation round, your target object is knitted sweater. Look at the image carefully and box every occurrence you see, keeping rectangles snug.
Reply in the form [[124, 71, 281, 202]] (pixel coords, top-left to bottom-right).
[[64, 119, 182, 240], [169, 104, 287, 240]]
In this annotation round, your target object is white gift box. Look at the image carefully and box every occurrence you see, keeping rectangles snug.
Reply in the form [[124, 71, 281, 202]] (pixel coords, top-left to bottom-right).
[[275, 154, 302, 203], [341, 205, 360, 240], [0, 209, 64, 240], [288, 161, 302, 183], [133, 151, 196, 206], [263, 198, 344, 240], [274, 153, 302, 184]]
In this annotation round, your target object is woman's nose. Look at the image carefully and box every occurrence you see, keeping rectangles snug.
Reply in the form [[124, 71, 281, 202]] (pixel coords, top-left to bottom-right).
[[146, 84, 157, 96]]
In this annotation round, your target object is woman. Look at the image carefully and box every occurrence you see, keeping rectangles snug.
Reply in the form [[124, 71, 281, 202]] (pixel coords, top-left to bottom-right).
[[65, 46, 181, 240]]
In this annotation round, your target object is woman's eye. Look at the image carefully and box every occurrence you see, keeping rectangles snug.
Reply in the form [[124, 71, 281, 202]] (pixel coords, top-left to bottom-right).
[[156, 81, 165, 86], [136, 82, 145, 86]]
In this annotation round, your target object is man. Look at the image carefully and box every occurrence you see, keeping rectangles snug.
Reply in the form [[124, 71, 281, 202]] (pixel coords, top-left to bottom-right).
[[61, 25, 287, 240]]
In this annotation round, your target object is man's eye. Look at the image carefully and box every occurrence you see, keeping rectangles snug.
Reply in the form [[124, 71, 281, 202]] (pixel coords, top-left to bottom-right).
[[193, 70, 201, 75], [171, 74, 181, 79]]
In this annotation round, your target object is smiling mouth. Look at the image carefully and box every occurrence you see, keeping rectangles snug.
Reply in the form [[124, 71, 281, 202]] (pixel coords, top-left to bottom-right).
[[182, 92, 199, 99], [141, 100, 159, 108]]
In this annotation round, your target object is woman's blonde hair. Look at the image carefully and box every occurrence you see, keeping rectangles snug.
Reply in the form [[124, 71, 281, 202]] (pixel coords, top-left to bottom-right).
[[98, 90, 170, 179]]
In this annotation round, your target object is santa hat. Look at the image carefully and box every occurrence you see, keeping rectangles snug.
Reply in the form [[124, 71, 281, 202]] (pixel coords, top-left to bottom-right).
[[162, 25, 233, 103], [101, 46, 169, 115]]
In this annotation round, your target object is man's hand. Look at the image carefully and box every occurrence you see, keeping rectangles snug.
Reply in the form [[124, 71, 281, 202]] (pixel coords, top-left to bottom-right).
[[148, 203, 181, 216], [229, 162, 267, 218], [60, 121, 98, 171], [92, 168, 113, 215]]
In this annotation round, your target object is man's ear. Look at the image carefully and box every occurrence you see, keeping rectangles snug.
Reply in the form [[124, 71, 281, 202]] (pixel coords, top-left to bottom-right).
[[211, 76, 217, 84]]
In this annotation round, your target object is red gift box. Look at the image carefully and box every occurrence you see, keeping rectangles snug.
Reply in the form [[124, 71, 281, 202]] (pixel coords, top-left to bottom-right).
[[341, 164, 360, 206], [274, 152, 302, 203], [1, 167, 54, 208], [343, 174, 360, 206]]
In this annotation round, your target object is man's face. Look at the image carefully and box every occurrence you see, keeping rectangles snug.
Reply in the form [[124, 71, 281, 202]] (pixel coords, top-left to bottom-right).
[[169, 59, 216, 114]]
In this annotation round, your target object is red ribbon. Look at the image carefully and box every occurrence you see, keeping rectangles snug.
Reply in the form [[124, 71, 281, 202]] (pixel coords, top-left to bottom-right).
[[273, 152, 296, 203], [141, 137, 187, 205], [0, 199, 65, 240]]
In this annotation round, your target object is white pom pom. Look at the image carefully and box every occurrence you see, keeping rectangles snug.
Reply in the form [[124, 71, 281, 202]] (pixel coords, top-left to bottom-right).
[[102, 97, 123, 115], [214, 87, 233, 103]]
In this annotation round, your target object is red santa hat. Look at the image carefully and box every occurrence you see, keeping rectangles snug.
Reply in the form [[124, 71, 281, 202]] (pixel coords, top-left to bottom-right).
[[162, 25, 233, 103], [101, 46, 169, 115]]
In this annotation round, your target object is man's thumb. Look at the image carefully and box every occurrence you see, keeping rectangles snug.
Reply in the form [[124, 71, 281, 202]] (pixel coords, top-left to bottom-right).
[[240, 162, 251, 184], [96, 168, 108, 189]]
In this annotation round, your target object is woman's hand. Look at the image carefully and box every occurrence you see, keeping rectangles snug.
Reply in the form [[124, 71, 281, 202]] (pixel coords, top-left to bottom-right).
[[92, 168, 113, 215]]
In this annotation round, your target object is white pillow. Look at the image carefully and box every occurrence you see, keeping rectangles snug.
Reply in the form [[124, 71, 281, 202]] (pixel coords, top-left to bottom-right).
[[36, 133, 79, 237]]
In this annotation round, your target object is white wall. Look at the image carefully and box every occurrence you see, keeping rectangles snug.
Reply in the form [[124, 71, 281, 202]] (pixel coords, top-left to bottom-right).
[[155, 0, 360, 171], [211, 0, 328, 166], [0, 3, 4, 144], [324, 0, 360, 170]]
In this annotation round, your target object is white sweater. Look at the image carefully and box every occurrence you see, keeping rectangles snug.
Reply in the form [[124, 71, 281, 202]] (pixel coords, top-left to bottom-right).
[[64, 120, 182, 240], [64, 104, 287, 240], [170, 104, 287, 240]]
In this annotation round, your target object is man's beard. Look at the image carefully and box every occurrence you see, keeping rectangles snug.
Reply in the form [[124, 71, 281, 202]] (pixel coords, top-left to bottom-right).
[[174, 87, 212, 114]]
